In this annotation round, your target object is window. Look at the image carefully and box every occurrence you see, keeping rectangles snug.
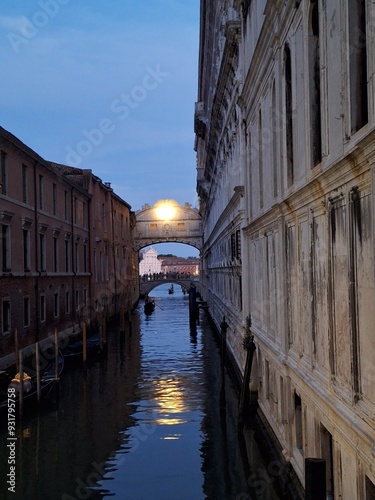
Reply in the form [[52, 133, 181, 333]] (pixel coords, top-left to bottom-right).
[[94, 249, 97, 282], [285, 44, 294, 186], [23, 229, 30, 271], [235, 230, 241, 259], [75, 290, 79, 311], [102, 203, 106, 231], [22, 165, 28, 203], [53, 237, 59, 272], [52, 183, 57, 215], [309, 0, 322, 166], [120, 214, 124, 238], [258, 108, 263, 209], [83, 288, 87, 307], [321, 424, 334, 498], [40, 294, 46, 322], [265, 360, 270, 400], [39, 233, 46, 271], [65, 291, 70, 314], [366, 476, 375, 500], [349, 0, 368, 133], [1, 152, 7, 195], [100, 251, 103, 281], [231, 233, 236, 260], [271, 81, 278, 198], [74, 197, 78, 224], [64, 191, 68, 220], [54, 293, 59, 317], [23, 297, 30, 327], [75, 241, 79, 272], [83, 243, 87, 273], [294, 392, 303, 454], [104, 242, 109, 281], [65, 238, 70, 272], [2, 299, 10, 334], [39, 175, 44, 210], [83, 202, 88, 229], [1, 224, 11, 272]]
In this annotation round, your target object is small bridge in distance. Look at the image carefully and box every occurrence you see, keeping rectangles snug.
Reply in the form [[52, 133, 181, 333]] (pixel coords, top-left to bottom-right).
[[139, 274, 200, 296]]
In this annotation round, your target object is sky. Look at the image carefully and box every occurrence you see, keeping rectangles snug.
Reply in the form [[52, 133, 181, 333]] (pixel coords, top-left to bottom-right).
[[0, 0, 200, 257]]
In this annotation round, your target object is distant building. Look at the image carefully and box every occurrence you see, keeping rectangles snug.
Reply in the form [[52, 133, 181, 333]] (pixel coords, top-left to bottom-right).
[[160, 256, 199, 276], [139, 247, 162, 276]]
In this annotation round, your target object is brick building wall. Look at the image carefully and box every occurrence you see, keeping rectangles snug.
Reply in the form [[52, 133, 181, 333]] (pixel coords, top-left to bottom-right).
[[0, 127, 138, 357]]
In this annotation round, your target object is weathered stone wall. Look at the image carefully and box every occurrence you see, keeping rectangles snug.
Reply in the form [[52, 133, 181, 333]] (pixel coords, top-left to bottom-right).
[[196, 0, 375, 495]]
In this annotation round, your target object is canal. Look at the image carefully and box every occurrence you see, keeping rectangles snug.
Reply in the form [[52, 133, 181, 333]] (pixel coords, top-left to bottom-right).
[[1, 284, 287, 500]]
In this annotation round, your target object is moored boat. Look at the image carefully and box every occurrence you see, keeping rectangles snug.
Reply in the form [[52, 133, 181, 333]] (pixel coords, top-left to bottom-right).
[[61, 333, 105, 364], [0, 349, 64, 417]]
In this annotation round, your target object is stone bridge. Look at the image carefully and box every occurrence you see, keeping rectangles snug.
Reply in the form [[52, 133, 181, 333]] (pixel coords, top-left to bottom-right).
[[134, 200, 202, 251], [139, 274, 200, 296]]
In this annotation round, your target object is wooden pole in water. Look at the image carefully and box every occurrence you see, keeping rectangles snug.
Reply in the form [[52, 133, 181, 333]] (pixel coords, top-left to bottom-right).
[[82, 322, 87, 365], [220, 317, 229, 409], [14, 328, 19, 371], [19, 350, 24, 418], [36, 342, 41, 403], [54, 327, 60, 404]]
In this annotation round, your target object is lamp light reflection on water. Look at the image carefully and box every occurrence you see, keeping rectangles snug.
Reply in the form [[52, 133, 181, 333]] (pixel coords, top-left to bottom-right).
[[152, 378, 188, 428]]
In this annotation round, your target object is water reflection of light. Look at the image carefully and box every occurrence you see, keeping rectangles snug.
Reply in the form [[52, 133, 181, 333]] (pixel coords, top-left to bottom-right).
[[152, 378, 188, 426], [161, 434, 181, 440]]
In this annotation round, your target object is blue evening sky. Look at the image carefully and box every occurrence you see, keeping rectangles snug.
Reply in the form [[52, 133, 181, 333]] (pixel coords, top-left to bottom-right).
[[0, 0, 200, 257]]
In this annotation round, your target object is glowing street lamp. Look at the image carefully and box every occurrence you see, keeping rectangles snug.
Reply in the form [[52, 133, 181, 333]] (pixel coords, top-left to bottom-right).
[[155, 200, 177, 221]]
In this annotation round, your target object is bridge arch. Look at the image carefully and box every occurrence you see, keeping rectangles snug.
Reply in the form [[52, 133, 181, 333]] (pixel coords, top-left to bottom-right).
[[134, 200, 202, 252], [140, 277, 200, 296]]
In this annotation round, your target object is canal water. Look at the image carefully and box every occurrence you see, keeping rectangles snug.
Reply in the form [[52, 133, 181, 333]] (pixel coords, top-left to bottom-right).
[[1, 284, 284, 500]]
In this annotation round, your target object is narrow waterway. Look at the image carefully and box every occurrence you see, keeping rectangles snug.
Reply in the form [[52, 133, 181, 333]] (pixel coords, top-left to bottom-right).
[[1, 284, 284, 500]]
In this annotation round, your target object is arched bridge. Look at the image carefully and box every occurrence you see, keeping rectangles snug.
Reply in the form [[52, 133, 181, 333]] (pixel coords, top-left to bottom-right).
[[139, 274, 200, 296], [134, 200, 202, 251]]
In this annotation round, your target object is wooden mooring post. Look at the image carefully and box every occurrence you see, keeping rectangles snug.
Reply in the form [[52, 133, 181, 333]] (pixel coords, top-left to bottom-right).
[[220, 317, 229, 409], [36, 342, 41, 403], [19, 350, 24, 419]]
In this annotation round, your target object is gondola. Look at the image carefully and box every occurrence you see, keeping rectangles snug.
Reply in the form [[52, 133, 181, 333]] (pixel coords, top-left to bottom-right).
[[144, 299, 155, 315], [0, 349, 64, 417], [168, 284, 174, 294], [61, 332, 105, 364]]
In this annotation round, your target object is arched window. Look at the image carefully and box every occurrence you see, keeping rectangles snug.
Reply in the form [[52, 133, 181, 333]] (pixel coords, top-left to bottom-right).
[[284, 44, 294, 186], [309, 0, 322, 166], [349, 0, 368, 133]]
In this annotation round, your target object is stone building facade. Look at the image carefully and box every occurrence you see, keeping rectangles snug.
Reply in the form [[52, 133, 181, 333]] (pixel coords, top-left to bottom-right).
[[139, 247, 162, 276], [195, 0, 375, 497], [0, 127, 139, 357]]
